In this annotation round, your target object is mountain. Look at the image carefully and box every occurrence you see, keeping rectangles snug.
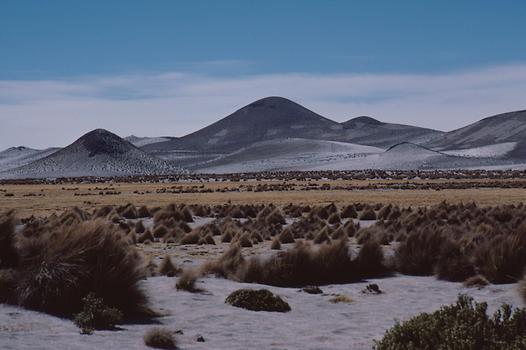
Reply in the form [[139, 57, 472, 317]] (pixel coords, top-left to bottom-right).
[[125, 135, 173, 147], [142, 96, 346, 153], [2, 129, 182, 179], [194, 138, 382, 173], [425, 110, 526, 153], [341, 116, 443, 148], [142, 97, 442, 154], [0, 146, 60, 171]]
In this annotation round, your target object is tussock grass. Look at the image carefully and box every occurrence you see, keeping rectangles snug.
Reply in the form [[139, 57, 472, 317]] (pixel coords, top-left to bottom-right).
[[144, 328, 177, 349], [4, 218, 151, 318]]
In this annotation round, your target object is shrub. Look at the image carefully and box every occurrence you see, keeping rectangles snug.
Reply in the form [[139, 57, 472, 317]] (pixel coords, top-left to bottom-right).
[[464, 274, 490, 288], [225, 289, 290, 312], [395, 229, 445, 275], [359, 208, 376, 220], [0, 268, 17, 303], [0, 214, 18, 268], [434, 239, 475, 282], [144, 328, 177, 349], [374, 294, 526, 350], [329, 294, 352, 303], [278, 229, 295, 244], [175, 269, 202, 293], [270, 237, 281, 250], [327, 213, 341, 224], [341, 205, 357, 218], [355, 241, 389, 277], [73, 293, 123, 334], [135, 220, 146, 234], [157, 255, 180, 277], [201, 244, 244, 279], [474, 233, 526, 284], [15, 220, 150, 317]]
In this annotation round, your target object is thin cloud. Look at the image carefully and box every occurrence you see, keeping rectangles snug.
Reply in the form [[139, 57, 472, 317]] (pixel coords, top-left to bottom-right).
[[0, 64, 525, 149]]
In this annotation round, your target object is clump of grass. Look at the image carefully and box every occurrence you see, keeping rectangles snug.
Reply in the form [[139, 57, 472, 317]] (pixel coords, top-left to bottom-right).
[[157, 255, 180, 277], [144, 328, 177, 349], [270, 237, 281, 250], [0, 213, 18, 268], [225, 289, 290, 312], [216, 239, 389, 287], [359, 208, 376, 220], [14, 220, 150, 317], [434, 239, 475, 282], [395, 229, 445, 276], [329, 294, 352, 303], [473, 233, 526, 284], [374, 294, 526, 350], [463, 275, 490, 288], [278, 229, 295, 244], [73, 293, 123, 334], [0, 269, 17, 303], [175, 269, 203, 293]]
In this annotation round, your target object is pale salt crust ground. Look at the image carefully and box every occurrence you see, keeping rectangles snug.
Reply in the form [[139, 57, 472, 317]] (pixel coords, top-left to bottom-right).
[[1, 216, 523, 350], [0, 275, 521, 350]]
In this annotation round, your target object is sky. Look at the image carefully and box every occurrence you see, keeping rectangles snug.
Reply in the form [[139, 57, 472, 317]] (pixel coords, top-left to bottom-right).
[[1, 0, 526, 149]]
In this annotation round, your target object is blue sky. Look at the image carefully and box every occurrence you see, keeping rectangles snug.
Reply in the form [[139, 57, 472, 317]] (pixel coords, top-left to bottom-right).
[[1, 1, 526, 148]]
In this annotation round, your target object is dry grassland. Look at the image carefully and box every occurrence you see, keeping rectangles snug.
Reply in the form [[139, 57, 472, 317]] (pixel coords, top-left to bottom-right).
[[1, 179, 525, 217]]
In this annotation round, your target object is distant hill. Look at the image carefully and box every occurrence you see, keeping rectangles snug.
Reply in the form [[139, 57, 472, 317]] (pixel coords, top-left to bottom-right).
[[425, 110, 526, 153], [341, 116, 443, 148], [142, 96, 346, 153], [0, 146, 60, 171], [2, 129, 182, 178], [143, 97, 442, 153]]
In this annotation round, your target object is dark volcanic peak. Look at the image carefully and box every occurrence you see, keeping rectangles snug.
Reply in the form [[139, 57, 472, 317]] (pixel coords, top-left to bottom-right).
[[143, 96, 343, 153], [75, 128, 133, 157], [2, 128, 182, 179]]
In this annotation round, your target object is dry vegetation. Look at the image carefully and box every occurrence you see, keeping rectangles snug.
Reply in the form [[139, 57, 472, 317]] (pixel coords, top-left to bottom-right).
[[2, 171, 526, 217], [3, 173, 526, 347]]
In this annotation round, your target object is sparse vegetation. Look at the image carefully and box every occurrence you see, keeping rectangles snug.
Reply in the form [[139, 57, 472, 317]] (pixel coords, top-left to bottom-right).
[[374, 295, 526, 350]]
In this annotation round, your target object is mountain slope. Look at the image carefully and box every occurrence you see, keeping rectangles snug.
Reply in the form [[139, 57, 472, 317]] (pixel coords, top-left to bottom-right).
[[425, 110, 526, 152], [0, 146, 60, 171], [125, 135, 173, 147], [143, 97, 443, 153], [194, 138, 382, 173], [341, 116, 443, 148], [142, 96, 346, 153], [2, 129, 181, 178]]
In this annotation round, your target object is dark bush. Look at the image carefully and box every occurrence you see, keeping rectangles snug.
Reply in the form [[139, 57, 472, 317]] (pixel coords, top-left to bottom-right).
[[435, 239, 475, 282], [157, 255, 180, 277], [0, 214, 18, 268], [359, 208, 376, 220], [225, 289, 290, 312], [474, 233, 526, 284], [73, 293, 123, 334], [374, 294, 526, 350], [395, 229, 445, 275]]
